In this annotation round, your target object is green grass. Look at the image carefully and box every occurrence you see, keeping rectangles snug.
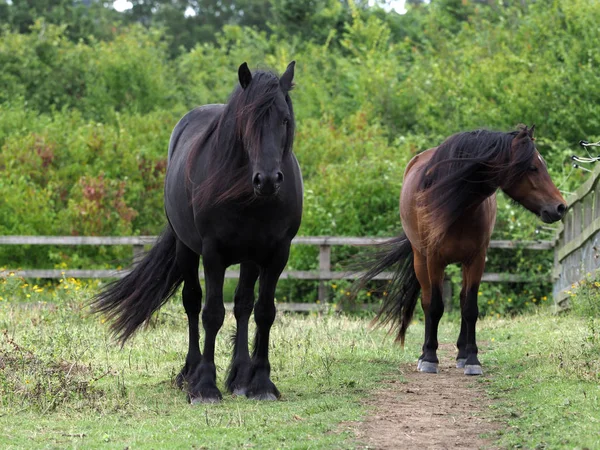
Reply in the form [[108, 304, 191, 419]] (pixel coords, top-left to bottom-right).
[[1, 275, 600, 449], [0, 277, 423, 449], [478, 313, 600, 449]]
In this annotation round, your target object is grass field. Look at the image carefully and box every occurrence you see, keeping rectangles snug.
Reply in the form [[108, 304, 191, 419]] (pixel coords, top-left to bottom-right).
[[1, 275, 600, 449]]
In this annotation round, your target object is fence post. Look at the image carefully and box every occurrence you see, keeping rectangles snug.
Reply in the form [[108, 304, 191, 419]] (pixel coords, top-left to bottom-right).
[[132, 244, 145, 267], [318, 244, 331, 302]]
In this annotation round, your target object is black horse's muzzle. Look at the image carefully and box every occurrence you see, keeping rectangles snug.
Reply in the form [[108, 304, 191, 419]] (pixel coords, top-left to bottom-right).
[[253, 171, 284, 196]]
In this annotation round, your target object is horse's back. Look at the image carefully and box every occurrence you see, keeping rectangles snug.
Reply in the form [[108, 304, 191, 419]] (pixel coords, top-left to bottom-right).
[[167, 104, 225, 163], [400, 148, 436, 253], [165, 105, 224, 254], [401, 147, 496, 262]]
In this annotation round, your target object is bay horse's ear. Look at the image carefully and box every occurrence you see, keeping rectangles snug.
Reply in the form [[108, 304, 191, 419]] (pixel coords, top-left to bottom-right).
[[528, 124, 536, 140], [280, 61, 295, 92], [238, 62, 252, 90]]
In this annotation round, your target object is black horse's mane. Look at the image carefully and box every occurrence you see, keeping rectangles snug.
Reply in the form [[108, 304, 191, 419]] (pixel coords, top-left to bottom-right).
[[186, 70, 295, 210], [418, 127, 536, 247]]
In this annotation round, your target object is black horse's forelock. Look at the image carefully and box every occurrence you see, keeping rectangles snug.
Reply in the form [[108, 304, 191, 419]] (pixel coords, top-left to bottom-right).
[[186, 70, 294, 211], [418, 127, 536, 247]]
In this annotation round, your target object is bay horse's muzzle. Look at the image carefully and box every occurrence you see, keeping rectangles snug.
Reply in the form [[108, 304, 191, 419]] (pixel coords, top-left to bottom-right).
[[541, 202, 567, 223], [253, 171, 284, 196]]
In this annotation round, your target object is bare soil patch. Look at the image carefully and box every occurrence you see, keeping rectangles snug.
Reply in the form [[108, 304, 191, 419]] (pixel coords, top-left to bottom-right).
[[355, 344, 501, 449]]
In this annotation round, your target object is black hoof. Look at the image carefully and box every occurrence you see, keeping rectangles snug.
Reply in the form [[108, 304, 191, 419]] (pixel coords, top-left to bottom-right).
[[456, 358, 467, 369], [246, 376, 280, 401], [226, 360, 252, 396], [417, 360, 439, 374], [233, 387, 247, 396], [182, 361, 221, 404], [464, 365, 483, 376], [248, 391, 278, 401], [189, 385, 223, 404]]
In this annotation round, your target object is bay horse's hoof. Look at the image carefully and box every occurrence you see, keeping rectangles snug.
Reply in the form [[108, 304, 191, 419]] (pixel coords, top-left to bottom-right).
[[464, 364, 483, 376], [456, 358, 467, 369], [418, 360, 439, 373]]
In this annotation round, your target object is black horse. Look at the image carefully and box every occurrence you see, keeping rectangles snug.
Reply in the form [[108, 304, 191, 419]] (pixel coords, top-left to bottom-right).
[[93, 62, 302, 403]]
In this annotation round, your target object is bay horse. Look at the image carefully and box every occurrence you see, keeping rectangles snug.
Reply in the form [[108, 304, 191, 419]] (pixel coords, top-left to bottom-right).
[[93, 62, 302, 403], [359, 126, 566, 375]]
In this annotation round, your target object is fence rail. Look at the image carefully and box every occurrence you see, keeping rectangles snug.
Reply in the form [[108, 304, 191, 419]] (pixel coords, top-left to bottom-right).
[[553, 163, 600, 306], [0, 235, 553, 303]]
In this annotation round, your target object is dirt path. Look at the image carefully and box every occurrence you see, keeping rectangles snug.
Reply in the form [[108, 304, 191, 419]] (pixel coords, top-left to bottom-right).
[[355, 344, 501, 449]]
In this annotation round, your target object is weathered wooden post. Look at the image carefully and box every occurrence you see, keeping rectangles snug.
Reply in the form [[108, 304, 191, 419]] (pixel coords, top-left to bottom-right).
[[318, 243, 331, 302]]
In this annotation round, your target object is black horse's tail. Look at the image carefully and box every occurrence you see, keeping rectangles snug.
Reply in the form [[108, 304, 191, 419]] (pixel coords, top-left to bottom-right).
[[91, 226, 184, 344], [356, 233, 421, 346]]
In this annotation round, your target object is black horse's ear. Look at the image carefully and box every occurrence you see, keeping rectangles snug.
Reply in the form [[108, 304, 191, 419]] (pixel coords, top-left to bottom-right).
[[238, 62, 252, 90], [280, 61, 295, 92]]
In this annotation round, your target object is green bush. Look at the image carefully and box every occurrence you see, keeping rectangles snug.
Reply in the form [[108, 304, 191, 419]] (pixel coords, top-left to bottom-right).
[[2, 0, 599, 311]]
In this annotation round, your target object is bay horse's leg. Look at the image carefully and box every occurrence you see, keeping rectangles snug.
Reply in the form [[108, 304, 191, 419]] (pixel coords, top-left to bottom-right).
[[413, 252, 434, 372], [226, 261, 260, 395], [247, 244, 290, 400], [456, 271, 469, 368], [175, 241, 203, 390], [460, 255, 485, 376], [418, 255, 446, 374], [188, 244, 226, 404]]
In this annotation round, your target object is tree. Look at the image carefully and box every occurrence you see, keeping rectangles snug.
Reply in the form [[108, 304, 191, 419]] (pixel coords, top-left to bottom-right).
[[0, 0, 121, 41]]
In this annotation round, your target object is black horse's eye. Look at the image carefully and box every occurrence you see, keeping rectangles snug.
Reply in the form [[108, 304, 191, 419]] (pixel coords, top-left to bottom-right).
[[529, 165, 538, 172], [282, 118, 289, 126]]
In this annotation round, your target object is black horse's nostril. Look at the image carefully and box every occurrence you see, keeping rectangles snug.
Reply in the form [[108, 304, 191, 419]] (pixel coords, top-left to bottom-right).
[[557, 203, 567, 217], [275, 171, 284, 185], [253, 173, 263, 188]]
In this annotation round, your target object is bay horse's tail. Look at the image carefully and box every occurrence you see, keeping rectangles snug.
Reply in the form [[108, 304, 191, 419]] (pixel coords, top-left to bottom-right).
[[91, 226, 184, 344], [356, 233, 420, 346]]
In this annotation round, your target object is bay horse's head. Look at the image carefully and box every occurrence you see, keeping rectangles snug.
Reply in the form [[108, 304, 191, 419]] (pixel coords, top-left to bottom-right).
[[501, 126, 567, 223], [236, 61, 295, 197]]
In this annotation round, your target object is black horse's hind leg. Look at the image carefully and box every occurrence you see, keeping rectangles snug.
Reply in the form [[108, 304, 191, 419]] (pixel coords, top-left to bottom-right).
[[175, 241, 203, 390], [247, 244, 290, 400], [460, 257, 485, 376], [226, 262, 259, 395], [187, 244, 226, 404]]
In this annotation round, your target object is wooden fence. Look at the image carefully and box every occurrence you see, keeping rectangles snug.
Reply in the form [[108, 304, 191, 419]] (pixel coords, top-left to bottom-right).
[[0, 235, 553, 306], [553, 164, 600, 306]]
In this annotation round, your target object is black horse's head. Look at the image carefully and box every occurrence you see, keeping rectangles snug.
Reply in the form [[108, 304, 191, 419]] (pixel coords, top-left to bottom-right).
[[236, 61, 295, 197], [187, 61, 297, 210]]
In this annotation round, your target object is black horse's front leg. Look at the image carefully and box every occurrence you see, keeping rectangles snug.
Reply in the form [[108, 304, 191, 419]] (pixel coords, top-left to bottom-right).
[[226, 262, 260, 396], [246, 244, 290, 400], [187, 247, 226, 404]]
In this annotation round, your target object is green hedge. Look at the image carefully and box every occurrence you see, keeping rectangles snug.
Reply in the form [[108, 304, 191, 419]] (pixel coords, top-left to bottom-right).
[[1, 0, 599, 311]]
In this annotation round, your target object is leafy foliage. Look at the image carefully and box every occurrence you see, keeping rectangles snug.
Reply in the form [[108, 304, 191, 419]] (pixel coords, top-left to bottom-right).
[[1, 0, 599, 310]]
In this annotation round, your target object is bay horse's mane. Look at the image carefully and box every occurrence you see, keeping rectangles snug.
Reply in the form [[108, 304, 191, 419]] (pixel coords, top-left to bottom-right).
[[418, 127, 536, 248], [186, 70, 295, 211]]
